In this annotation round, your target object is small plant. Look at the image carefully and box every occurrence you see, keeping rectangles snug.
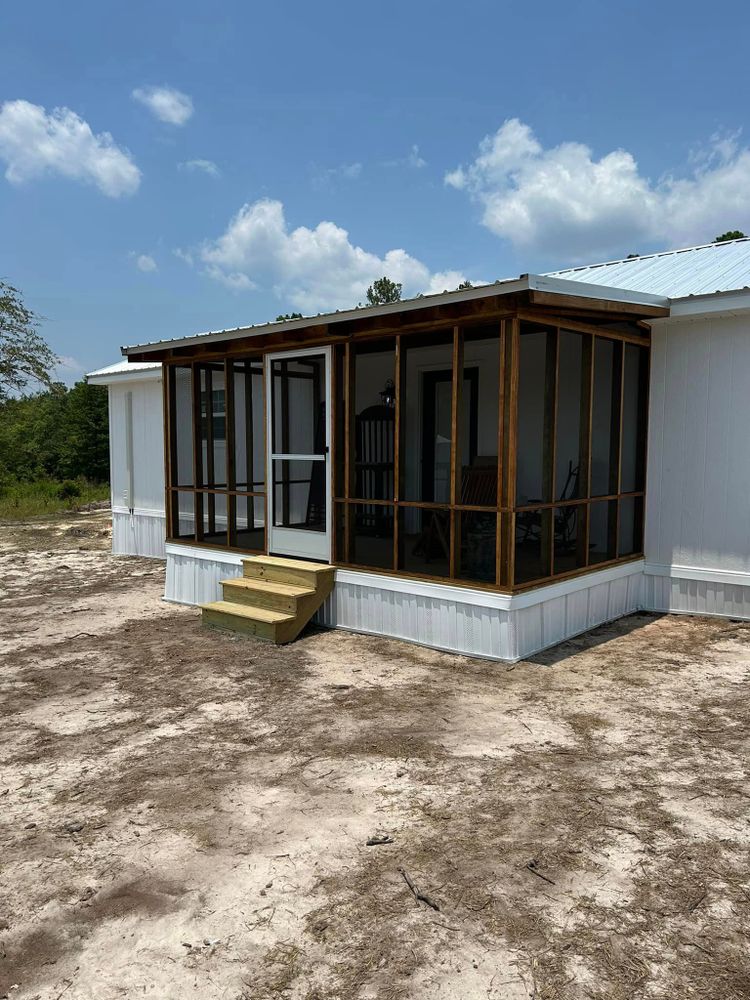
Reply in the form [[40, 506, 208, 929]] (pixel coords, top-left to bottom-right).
[[57, 480, 82, 503]]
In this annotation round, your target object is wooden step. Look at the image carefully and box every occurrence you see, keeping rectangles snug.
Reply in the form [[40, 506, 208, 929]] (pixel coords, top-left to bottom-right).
[[202, 555, 335, 645], [200, 600, 294, 642], [242, 555, 335, 589], [220, 576, 314, 614]]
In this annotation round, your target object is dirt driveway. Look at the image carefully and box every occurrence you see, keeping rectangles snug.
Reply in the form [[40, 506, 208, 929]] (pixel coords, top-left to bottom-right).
[[1, 510, 749, 999]]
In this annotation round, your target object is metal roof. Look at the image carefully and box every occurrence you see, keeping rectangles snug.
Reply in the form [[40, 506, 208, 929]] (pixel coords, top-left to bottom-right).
[[117, 238, 750, 360], [121, 272, 667, 356], [547, 238, 750, 299]]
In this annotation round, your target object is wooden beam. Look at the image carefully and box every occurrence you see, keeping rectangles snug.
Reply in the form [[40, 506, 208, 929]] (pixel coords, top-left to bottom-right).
[[528, 289, 668, 319]]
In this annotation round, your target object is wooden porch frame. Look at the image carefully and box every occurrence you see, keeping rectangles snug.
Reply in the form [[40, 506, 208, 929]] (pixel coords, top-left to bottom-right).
[[162, 303, 650, 590]]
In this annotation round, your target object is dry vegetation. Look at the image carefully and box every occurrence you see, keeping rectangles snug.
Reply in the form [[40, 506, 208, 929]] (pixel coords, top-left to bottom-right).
[[1, 510, 749, 999]]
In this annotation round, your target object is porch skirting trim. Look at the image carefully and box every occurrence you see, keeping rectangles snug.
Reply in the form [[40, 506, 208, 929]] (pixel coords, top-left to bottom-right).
[[164, 541, 646, 661], [112, 509, 166, 559], [643, 563, 750, 619], [319, 564, 645, 662]]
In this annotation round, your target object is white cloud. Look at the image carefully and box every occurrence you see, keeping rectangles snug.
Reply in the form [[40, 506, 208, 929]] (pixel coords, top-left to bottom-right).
[[134, 254, 157, 273], [132, 86, 193, 126], [446, 118, 750, 261], [178, 158, 220, 177], [189, 198, 475, 311], [311, 161, 362, 190], [407, 145, 426, 169], [0, 99, 140, 197], [55, 355, 85, 386], [386, 145, 427, 170]]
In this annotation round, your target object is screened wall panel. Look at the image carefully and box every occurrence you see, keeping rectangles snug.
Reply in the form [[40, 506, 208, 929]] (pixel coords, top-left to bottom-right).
[[513, 323, 647, 588], [166, 359, 265, 552]]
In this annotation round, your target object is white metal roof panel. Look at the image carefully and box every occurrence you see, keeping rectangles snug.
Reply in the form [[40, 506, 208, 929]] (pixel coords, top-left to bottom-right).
[[86, 359, 162, 384], [547, 238, 750, 299]]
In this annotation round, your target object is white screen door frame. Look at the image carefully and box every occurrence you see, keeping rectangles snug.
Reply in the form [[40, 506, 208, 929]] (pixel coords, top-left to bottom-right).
[[265, 346, 332, 562]]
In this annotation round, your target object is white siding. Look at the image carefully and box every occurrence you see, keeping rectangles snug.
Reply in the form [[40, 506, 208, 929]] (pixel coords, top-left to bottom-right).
[[107, 376, 166, 559], [646, 313, 750, 577], [112, 510, 166, 559], [108, 378, 165, 514], [164, 544, 243, 605]]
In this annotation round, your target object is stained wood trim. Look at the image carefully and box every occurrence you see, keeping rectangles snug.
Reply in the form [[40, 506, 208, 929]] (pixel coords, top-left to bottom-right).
[[578, 335, 594, 567], [495, 319, 506, 586], [449, 326, 462, 577], [505, 319, 520, 586], [527, 289, 668, 319]]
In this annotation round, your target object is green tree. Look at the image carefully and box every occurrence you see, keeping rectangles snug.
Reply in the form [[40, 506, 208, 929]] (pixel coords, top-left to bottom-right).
[[366, 276, 402, 306], [713, 230, 746, 243], [456, 279, 473, 290], [60, 381, 110, 481], [0, 380, 109, 485], [0, 282, 57, 400], [275, 312, 303, 322]]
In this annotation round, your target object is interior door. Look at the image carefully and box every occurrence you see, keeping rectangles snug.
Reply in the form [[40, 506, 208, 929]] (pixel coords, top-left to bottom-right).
[[266, 347, 331, 561], [421, 368, 478, 501]]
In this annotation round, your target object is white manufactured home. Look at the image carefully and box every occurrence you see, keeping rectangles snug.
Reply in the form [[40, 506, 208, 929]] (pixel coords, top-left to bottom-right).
[[87, 238, 750, 661]]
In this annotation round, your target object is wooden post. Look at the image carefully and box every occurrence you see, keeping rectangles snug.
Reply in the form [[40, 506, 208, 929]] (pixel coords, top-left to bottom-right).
[[578, 335, 594, 567], [393, 335, 404, 572], [502, 318, 520, 587], [449, 326, 463, 578]]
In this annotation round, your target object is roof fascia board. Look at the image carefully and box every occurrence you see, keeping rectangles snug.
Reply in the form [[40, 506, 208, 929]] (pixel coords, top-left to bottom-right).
[[87, 368, 162, 386], [666, 289, 750, 320], [121, 277, 532, 357], [122, 273, 669, 358], [526, 273, 669, 307]]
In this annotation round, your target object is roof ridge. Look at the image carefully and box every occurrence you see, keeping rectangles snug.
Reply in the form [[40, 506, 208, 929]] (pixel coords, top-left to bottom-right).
[[547, 236, 750, 276]]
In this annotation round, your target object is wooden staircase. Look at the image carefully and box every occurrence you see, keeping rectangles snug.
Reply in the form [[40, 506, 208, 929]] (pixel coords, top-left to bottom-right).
[[200, 555, 335, 644]]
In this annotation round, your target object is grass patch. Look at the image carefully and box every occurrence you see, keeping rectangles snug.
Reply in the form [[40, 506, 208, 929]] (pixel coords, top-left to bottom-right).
[[0, 478, 110, 520]]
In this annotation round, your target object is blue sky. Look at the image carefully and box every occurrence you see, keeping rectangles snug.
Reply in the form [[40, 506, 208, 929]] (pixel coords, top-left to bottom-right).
[[2, 0, 749, 380]]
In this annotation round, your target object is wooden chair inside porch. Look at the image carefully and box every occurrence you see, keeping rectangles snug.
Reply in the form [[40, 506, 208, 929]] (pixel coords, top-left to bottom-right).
[[412, 460, 498, 563]]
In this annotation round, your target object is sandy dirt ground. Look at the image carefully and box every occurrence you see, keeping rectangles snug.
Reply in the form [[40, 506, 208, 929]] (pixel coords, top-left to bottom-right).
[[1, 510, 750, 1000]]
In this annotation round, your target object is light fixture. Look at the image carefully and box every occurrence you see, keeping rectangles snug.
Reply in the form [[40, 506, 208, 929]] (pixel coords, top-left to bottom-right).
[[379, 378, 396, 408]]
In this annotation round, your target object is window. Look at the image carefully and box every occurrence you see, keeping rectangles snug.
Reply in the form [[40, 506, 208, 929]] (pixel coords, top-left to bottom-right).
[[166, 360, 265, 550]]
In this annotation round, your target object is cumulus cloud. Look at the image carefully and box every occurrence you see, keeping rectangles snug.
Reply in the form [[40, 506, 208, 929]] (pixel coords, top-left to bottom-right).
[[189, 198, 475, 311], [446, 119, 750, 261], [178, 158, 220, 177], [0, 99, 140, 197], [132, 86, 193, 126], [134, 254, 157, 272]]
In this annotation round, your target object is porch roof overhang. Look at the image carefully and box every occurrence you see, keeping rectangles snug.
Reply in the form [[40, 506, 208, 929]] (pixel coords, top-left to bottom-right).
[[121, 273, 670, 362]]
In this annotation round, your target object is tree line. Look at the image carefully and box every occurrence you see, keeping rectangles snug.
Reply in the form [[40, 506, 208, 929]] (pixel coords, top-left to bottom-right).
[[0, 281, 109, 493], [0, 380, 109, 488]]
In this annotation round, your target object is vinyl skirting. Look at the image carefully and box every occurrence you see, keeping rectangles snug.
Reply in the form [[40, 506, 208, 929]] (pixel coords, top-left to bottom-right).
[[112, 509, 166, 559], [164, 543, 647, 661]]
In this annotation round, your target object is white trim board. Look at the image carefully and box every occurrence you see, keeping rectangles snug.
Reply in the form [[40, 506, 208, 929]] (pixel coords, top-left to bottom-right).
[[165, 540, 644, 610], [644, 561, 750, 589], [112, 506, 166, 518], [336, 560, 644, 611], [165, 542, 244, 566]]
